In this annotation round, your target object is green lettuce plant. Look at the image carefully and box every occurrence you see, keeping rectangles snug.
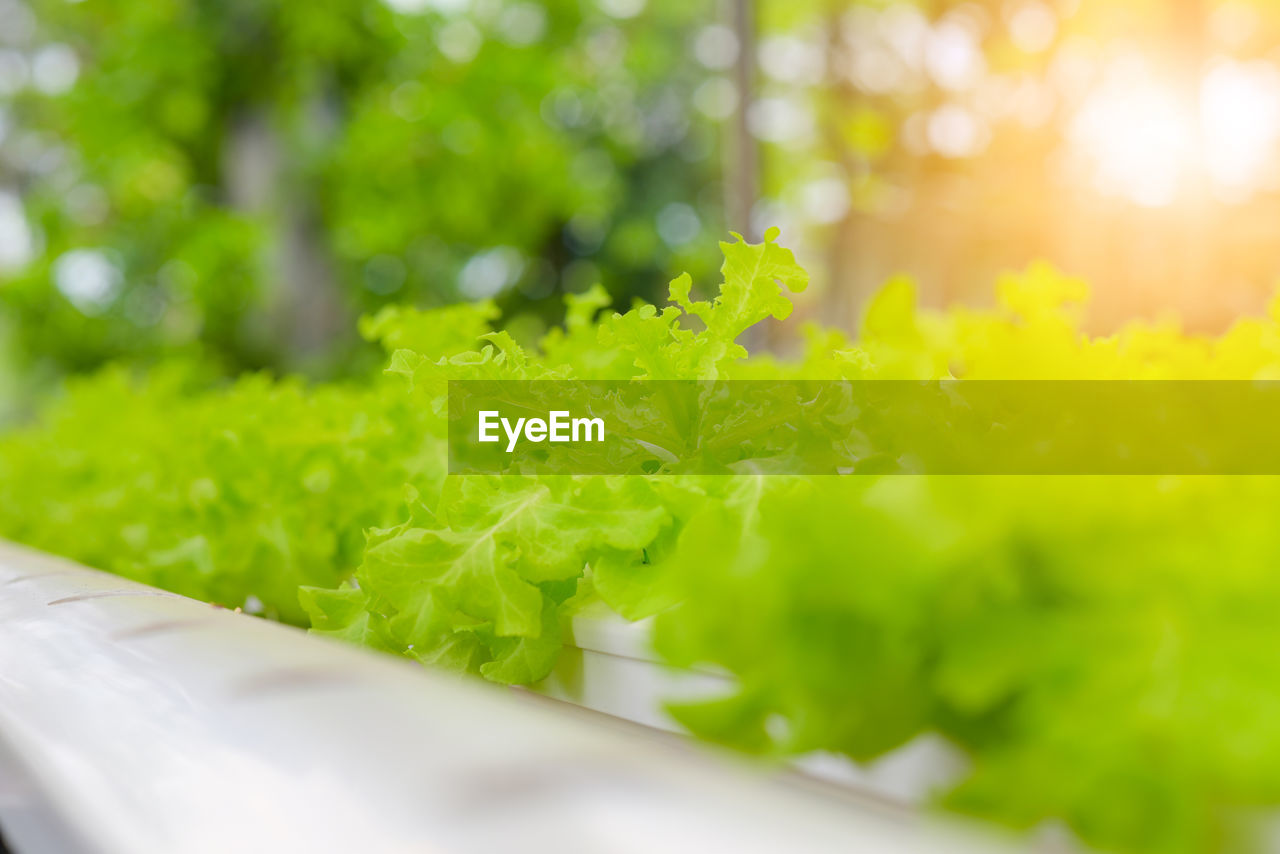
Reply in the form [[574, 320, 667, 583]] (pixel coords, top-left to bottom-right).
[[7, 233, 1280, 853]]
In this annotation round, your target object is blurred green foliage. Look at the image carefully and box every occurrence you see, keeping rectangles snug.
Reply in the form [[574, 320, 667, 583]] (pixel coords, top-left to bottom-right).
[[0, 0, 725, 377], [9, 0, 1280, 388]]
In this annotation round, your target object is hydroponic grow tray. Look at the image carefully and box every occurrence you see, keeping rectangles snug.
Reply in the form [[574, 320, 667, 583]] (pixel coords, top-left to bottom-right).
[[0, 540, 1013, 854]]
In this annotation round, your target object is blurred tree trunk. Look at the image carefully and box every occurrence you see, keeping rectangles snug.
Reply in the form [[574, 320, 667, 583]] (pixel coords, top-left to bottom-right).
[[725, 0, 773, 350], [1173, 0, 1210, 317], [821, 4, 863, 334], [222, 107, 346, 371], [277, 196, 345, 364], [725, 0, 758, 241]]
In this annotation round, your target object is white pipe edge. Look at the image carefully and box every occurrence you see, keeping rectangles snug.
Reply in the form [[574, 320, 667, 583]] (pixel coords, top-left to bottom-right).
[[553, 602, 971, 805], [0, 540, 1018, 854]]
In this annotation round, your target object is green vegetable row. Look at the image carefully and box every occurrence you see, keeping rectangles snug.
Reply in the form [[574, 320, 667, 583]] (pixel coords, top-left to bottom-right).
[[5, 232, 1280, 853]]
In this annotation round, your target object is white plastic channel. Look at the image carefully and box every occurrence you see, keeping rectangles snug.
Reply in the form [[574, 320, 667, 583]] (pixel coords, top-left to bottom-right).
[[0, 541, 1016, 854], [546, 600, 969, 805]]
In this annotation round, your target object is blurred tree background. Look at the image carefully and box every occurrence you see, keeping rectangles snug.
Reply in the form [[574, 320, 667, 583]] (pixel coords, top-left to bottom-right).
[[3, 0, 1280, 394], [0, 0, 727, 385], [757, 0, 1280, 334]]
